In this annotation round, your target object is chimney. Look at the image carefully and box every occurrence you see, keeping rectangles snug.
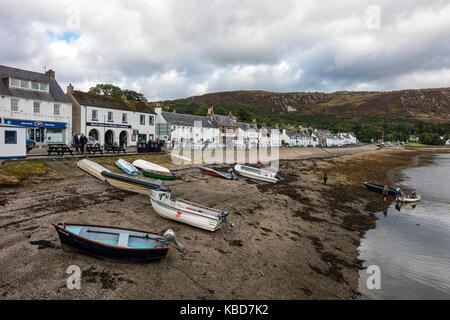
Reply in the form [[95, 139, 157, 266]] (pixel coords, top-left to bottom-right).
[[172, 108, 176, 113], [207, 107, 214, 120], [252, 119, 257, 127], [46, 69, 55, 79], [67, 84, 74, 95], [228, 110, 233, 119]]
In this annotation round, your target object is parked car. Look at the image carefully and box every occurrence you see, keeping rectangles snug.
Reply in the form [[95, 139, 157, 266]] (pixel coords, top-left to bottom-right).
[[87, 136, 100, 147], [26, 139, 36, 152]]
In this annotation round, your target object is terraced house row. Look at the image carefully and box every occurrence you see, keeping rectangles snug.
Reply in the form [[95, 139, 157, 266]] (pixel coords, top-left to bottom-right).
[[0, 64, 357, 151]]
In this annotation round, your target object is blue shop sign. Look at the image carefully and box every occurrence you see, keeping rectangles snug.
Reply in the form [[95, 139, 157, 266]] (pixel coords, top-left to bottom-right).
[[3, 119, 67, 129]]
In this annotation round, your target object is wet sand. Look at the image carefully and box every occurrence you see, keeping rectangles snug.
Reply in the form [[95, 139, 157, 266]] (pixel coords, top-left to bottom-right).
[[0, 145, 427, 299]]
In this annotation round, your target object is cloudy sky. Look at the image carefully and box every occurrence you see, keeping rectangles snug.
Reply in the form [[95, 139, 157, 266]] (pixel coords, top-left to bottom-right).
[[1, 0, 450, 100]]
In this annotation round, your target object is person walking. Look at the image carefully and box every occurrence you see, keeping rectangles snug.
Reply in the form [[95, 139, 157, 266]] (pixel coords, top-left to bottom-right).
[[79, 133, 88, 154], [323, 173, 328, 185], [73, 133, 80, 153], [383, 185, 389, 201]]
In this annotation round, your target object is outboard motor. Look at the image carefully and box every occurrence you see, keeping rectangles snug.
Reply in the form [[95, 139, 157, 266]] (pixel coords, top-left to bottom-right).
[[218, 211, 233, 229], [163, 229, 185, 252], [228, 168, 237, 180]]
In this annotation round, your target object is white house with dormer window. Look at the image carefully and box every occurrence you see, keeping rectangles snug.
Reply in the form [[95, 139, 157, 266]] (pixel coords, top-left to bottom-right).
[[0, 65, 72, 145]]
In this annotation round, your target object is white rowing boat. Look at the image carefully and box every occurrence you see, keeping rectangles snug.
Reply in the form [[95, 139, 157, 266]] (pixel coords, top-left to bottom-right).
[[234, 164, 279, 183], [149, 190, 233, 232], [396, 194, 421, 203], [77, 159, 110, 181]]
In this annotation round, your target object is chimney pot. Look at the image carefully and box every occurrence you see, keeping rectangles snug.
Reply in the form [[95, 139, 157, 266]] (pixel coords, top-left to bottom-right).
[[46, 69, 55, 79]]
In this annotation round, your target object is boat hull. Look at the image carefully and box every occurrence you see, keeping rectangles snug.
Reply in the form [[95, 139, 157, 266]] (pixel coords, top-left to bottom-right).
[[234, 165, 279, 183], [77, 159, 110, 181], [396, 195, 421, 203], [53, 223, 168, 262], [101, 171, 167, 195], [363, 182, 397, 195], [142, 170, 176, 180], [198, 166, 235, 180], [149, 191, 224, 232], [116, 159, 139, 175]]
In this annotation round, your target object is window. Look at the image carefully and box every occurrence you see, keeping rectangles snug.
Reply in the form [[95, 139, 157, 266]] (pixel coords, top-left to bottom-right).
[[54, 104, 60, 116], [10, 78, 20, 87], [40, 83, 49, 91], [140, 115, 145, 125], [31, 82, 40, 90], [11, 99, 19, 112], [149, 115, 154, 125], [92, 110, 98, 120], [33, 101, 41, 113], [5, 131, 17, 144], [107, 112, 113, 122], [21, 80, 30, 88], [122, 113, 127, 123]]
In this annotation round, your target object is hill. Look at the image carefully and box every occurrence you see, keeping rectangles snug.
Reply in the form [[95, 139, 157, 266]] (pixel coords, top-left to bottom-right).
[[162, 88, 450, 123]]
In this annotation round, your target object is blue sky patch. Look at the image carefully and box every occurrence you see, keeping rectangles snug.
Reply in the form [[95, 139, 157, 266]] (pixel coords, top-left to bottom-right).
[[46, 31, 81, 43]]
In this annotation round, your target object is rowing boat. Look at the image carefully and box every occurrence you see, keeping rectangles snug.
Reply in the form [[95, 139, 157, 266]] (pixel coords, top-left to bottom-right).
[[234, 164, 279, 183], [132, 159, 176, 180], [101, 171, 168, 195], [149, 190, 233, 232], [396, 194, 421, 203], [53, 222, 184, 261], [77, 159, 110, 181], [198, 165, 236, 180], [363, 182, 397, 195], [116, 158, 139, 175]]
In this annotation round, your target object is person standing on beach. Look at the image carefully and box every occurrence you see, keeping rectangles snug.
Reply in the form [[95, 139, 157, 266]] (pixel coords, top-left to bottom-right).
[[73, 133, 80, 153], [79, 133, 87, 154], [383, 185, 388, 201], [323, 173, 328, 185]]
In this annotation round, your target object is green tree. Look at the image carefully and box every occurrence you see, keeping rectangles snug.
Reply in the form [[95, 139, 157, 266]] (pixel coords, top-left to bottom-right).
[[88, 84, 123, 98]]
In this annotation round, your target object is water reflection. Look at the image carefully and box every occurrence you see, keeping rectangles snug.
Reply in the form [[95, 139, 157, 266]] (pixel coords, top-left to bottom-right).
[[358, 154, 450, 300]]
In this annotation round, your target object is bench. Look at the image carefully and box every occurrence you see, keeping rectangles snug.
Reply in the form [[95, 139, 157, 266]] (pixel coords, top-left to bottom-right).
[[47, 144, 73, 157], [105, 145, 126, 154], [86, 144, 103, 155]]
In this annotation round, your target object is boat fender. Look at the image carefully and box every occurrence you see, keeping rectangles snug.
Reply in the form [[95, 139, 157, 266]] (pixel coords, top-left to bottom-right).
[[163, 229, 185, 252], [176, 210, 182, 217]]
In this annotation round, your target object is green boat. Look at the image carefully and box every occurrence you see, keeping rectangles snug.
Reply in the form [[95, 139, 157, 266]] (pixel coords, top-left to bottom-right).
[[133, 159, 177, 180], [142, 170, 176, 180]]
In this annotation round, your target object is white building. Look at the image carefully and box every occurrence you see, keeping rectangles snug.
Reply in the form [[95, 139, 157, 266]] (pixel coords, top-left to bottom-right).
[[0, 65, 72, 145], [67, 86, 155, 147], [155, 107, 220, 149], [0, 125, 26, 159]]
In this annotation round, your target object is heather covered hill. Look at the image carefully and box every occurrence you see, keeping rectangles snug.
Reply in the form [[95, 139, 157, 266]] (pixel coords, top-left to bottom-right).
[[162, 88, 450, 123]]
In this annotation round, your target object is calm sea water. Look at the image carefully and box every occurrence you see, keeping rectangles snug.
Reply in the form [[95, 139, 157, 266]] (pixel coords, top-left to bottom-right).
[[358, 153, 450, 299]]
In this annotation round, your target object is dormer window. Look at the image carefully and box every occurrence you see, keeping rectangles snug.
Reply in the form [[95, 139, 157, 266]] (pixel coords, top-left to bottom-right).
[[9, 78, 49, 92], [21, 80, 29, 88]]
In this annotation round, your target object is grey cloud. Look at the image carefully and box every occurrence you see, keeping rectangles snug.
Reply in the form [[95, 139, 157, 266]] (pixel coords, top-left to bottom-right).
[[1, 0, 450, 100]]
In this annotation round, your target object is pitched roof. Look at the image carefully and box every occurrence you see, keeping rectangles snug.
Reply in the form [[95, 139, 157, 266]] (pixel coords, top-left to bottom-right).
[[72, 91, 154, 114], [0, 65, 70, 103], [161, 112, 218, 128], [213, 114, 239, 127]]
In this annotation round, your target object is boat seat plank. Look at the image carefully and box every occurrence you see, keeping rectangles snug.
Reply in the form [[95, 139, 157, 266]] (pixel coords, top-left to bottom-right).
[[117, 233, 130, 247]]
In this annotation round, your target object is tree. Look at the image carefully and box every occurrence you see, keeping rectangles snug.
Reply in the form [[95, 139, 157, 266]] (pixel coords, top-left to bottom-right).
[[123, 89, 146, 102], [237, 107, 252, 122], [88, 84, 123, 98]]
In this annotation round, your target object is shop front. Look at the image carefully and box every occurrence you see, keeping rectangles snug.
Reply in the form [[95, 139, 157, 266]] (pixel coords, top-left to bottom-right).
[[2, 118, 68, 144]]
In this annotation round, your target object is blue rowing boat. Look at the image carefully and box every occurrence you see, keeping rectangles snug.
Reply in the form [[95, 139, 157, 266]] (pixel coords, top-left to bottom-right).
[[53, 223, 184, 261], [116, 158, 139, 175]]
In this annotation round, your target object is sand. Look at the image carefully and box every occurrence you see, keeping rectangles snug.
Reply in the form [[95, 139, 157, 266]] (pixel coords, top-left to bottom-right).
[[0, 144, 423, 299]]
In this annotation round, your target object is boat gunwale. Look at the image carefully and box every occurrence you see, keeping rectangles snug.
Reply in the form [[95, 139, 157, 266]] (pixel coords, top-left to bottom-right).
[[52, 222, 168, 252], [150, 195, 223, 219]]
